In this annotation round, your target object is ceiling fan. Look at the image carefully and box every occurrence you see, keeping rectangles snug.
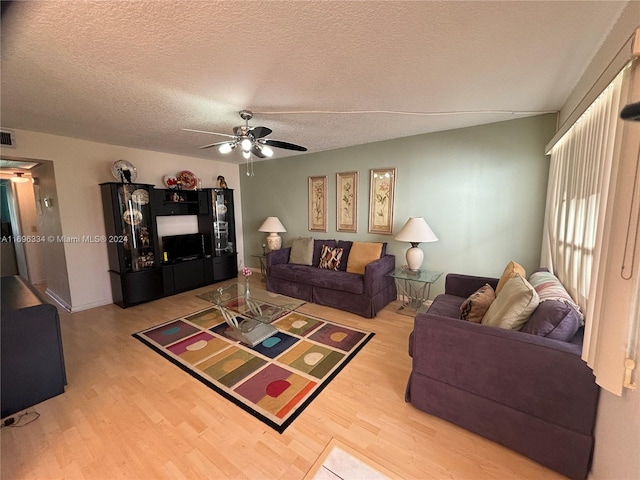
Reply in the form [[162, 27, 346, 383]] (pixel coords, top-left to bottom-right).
[[183, 110, 307, 160]]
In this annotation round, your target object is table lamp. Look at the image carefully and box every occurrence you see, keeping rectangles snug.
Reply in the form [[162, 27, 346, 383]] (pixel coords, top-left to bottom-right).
[[395, 217, 438, 271], [258, 217, 287, 251]]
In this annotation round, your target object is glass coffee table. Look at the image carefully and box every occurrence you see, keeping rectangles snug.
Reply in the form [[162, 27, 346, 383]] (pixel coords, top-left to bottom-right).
[[197, 283, 306, 346]]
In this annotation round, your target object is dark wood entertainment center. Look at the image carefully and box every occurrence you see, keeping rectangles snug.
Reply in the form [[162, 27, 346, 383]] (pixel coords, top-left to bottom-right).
[[100, 182, 238, 308]]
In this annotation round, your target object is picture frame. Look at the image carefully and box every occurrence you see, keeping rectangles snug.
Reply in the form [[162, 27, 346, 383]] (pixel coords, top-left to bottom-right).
[[308, 175, 328, 232], [336, 171, 358, 232], [368, 168, 396, 234]]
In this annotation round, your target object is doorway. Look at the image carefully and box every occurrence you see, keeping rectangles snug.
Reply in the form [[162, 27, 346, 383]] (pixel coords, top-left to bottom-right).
[[0, 179, 19, 276], [0, 157, 69, 305]]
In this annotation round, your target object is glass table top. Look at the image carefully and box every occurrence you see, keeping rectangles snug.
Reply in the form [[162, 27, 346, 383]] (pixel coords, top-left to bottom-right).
[[386, 268, 443, 283], [197, 283, 305, 324]]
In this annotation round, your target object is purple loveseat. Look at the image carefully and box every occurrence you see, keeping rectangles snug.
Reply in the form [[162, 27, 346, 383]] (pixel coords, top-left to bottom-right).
[[406, 273, 599, 480], [265, 239, 397, 318]]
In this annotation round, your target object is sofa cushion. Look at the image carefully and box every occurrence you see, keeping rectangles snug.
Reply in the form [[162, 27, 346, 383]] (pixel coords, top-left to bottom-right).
[[318, 245, 343, 270], [336, 240, 353, 271], [306, 268, 364, 294], [482, 274, 539, 330], [312, 239, 336, 266], [270, 263, 364, 294], [495, 260, 526, 296], [528, 271, 584, 325], [426, 294, 465, 316], [521, 300, 582, 341], [460, 283, 495, 323], [270, 263, 314, 283], [346, 242, 383, 274], [289, 237, 314, 265]]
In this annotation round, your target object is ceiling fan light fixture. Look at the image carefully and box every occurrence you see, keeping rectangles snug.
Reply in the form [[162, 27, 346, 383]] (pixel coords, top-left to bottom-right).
[[218, 143, 233, 154], [241, 138, 252, 152], [185, 110, 307, 160], [261, 145, 274, 157]]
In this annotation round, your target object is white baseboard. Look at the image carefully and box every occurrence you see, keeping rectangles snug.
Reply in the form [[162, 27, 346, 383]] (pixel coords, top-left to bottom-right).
[[45, 288, 112, 312], [45, 288, 71, 312]]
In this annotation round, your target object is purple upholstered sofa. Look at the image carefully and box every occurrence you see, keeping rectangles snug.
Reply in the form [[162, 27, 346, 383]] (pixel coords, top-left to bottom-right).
[[265, 239, 397, 318], [406, 273, 600, 480]]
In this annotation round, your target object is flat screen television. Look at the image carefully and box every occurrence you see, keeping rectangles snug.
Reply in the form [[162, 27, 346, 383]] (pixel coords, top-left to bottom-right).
[[162, 233, 205, 263]]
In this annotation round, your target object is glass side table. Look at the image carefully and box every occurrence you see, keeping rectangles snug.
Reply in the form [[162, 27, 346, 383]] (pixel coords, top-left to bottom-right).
[[386, 268, 443, 316], [251, 254, 267, 281]]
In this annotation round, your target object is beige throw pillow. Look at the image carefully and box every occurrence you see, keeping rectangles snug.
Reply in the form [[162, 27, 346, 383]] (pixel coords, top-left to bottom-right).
[[460, 283, 496, 323], [482, 274, 539, 330], [346, 242, 383, 275], [495, 260, 526, 296], [289, 237, 314, 265]]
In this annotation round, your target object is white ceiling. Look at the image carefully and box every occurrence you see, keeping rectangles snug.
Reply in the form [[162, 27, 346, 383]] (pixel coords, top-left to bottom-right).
[[0, 1, 630, 164]]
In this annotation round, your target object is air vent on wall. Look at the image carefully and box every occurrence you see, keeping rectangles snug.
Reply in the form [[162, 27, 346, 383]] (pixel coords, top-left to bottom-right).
[[0, 129, 16, 148]]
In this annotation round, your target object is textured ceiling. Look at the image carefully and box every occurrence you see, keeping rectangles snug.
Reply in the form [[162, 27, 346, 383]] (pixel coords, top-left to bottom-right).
[[0, 1, 630, 164]]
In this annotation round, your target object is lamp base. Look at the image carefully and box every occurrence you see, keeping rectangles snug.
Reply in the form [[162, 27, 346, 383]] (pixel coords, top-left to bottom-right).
[[405, 245, 424, 271], [266, 233, 282, 251]]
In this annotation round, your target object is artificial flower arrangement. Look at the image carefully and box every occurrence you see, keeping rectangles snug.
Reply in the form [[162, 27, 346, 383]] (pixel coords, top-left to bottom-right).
[[241, 266, 252, 277]]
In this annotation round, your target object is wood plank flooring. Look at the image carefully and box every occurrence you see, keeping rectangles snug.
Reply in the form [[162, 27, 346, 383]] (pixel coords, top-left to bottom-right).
[[1, 278, 565, 479]]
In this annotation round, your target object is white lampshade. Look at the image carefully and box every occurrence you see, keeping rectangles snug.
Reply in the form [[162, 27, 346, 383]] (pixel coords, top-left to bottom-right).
[[395, 217, 438, 271], [258, 217, 287, 251]]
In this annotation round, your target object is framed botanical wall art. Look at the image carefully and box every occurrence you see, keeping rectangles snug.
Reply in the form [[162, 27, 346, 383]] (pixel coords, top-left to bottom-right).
[[336, 171, 358, 232], [308, 175, 328, 232], [368, 168, 396, 234]]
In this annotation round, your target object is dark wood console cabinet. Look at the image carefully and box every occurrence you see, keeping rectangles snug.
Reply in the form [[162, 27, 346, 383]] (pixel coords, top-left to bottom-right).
[[1, 276, 67, 419], [100, 183, 237, 308]]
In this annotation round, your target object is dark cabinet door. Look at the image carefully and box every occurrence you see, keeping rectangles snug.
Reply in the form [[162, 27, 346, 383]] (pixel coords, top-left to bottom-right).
[[110, 268, 164, 307], [172, 260, 206, 292], [100, 183, 157, 273], [211, 189, 236, 256]]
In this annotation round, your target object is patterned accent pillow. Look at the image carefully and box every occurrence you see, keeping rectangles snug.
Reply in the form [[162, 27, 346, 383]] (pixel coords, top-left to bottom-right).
[[528, 271, 584, 325], [460, 283, 496, 323], [318, 245, 344, 270]]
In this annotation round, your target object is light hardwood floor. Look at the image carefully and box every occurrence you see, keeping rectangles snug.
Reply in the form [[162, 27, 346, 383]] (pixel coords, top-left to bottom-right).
[[1, 277, 565, 479]]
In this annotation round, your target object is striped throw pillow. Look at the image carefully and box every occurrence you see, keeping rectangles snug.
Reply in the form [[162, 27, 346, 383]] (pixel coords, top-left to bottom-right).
[[528, 271, 584, 324], [318, 245, 343, 270]]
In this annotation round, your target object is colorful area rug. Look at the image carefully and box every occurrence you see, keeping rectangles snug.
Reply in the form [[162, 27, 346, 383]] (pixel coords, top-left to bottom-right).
[[133, 302, 374, 433]]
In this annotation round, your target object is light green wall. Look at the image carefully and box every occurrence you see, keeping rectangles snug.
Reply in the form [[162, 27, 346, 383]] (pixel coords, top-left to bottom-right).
[[240, 114, 556, 296]]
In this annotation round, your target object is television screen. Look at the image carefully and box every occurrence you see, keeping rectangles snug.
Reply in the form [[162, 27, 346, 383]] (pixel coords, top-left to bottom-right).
[[162, 233, 205, 262]]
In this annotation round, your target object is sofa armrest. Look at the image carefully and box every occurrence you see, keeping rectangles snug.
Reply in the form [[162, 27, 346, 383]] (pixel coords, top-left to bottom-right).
[[266, 248, 290, 269], [411, 313, 599, 434], [364, 254, 396, 296], [445, 273, 499, 298]]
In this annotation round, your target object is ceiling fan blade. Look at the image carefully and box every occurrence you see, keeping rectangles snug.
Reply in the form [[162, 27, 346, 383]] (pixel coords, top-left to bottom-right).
[[251, 145, 267, 158], [262, 139, 308, 152], [199, 140, 233, 150], [182, 128, 236, 139], [249, 126, 272, 139]]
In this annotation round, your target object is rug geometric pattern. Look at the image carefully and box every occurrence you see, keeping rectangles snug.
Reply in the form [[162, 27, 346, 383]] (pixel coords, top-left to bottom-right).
[[133, 305, 374, 432]]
